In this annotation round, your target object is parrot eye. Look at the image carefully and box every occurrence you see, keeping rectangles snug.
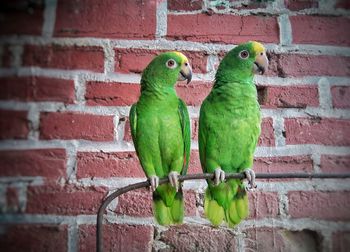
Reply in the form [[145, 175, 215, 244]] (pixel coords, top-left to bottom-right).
[[166, 59, 177, 69], [239, 50, 249, 59]]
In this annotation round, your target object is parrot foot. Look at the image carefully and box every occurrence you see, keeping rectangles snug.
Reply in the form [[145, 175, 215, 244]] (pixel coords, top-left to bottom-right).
[[149, 175, 159, 192], [244, 168, 257, 190], [168, 171, 179, 192], [214, 168, 225, 186]]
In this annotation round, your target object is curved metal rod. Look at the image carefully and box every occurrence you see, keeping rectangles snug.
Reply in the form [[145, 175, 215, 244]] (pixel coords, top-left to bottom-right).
[[96, 172, 350, 252]]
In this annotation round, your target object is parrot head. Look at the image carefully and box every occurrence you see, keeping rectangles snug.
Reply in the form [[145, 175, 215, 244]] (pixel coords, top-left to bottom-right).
[[141, 51, 192, 89], [216, 41, 269, 81]]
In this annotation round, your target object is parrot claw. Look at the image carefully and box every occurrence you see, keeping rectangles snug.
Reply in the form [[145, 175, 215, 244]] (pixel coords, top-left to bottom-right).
[[214, 168, 225, 186], [168, 171, 180, 192], [149, 175, 159, 192], [244, 168, 257, 190]]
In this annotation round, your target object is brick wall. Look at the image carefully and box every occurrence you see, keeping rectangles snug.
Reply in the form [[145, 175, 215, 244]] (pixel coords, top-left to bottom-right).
[[0, 0, 349, 251]]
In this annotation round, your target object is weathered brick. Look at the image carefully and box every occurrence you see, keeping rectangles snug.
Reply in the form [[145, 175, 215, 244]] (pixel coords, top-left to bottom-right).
[[79, 224, 153, 252], [331, 86, 350, 109], [320, 155, 350, 173], [336, 0, 350, 9], [0, 224, 67, 252], [268, 53, 350, 77], [176, 81, 212, 106], [85, 81, 140, 106], [23, 45, 104, 72], [26, 184, 107, 215], [188, 150, 202, 174], [244, 228, 321, 251], [76, 151, 144, 179], [115, 48, 208, 73], [0, 76, 75, 103], [168, 0, 203, 11], [258, 85, 319, 108], [288, 191, 350, 220], [285, 118, 350, 146], [332, 231, 350, 252], [248, 191, 279, 219], [55, 0, 156, 39], [159, 224, 236, 251], [285, 0, 318, 10], [0, 110, 29, 139], [0, 149, 66, 178], [259, 117, 275, 146], [167, 14, 279, 44], [191, 118, 199, 141], [40, 112, 114, 141], [291, 16, 350, 46], [254, 156, 313, 173], [0, 0, 44, 35], [6, 187, 20, 212]]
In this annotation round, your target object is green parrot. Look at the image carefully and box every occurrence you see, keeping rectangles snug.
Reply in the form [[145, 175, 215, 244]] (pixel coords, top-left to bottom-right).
[[199, 41, 269, 227], [129, 51, 192, 225]]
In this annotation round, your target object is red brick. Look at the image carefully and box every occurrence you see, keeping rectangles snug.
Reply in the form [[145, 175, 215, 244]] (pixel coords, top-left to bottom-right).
[[336, 0, 350, 9], [258, 85, 319, 108], [1, 45, 11, 68], [285, 118, 350, 146], [332, 231, 350, 252], [79, 224, 153, 252], [0, 224, 67, 252], [0, 149, 66, 178], [167, 14, 279, 44], [0, 0, 44, 35], [254, 156, 313, 173], [76, 151, 144, 179], [123, 117, 133, 142], [115, 188, 152, 217], [320, 155, 350, 173], [23, 45, 104, 72], [0, 110, 28, 139], [40, 112, 114, 141], [259, 118, 275, 146], [285, 0, 318, 10], [115, 48, 208, 74], [244, 227, 321, 251], [85, 82, 140, 106], [191, 118, 199, 141], [331, 86, 350, 109], [55, 0, 156, 39], [268, 53, 350, 77], [188, 150, 202, 174], [0, 76, 75, 103], [291, 16, 350, 46], [288, 191, 350, 220], [176, 81, 212, 106], [26, 184, 107, 215], [160, 224, 236, 251], [248, 191, 279, 219], [168, 0, 203, 11], [6, 187, 19, 212]]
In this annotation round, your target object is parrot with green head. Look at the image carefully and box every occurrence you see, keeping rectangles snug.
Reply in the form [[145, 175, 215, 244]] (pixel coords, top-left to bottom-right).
[[199, 41, 269, 227], [129, 52, 192, 225]]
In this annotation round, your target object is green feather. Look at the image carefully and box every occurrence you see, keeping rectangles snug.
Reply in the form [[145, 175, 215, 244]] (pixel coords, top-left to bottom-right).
[[199, 41, 262, 227], [129, 52, 191, 225]]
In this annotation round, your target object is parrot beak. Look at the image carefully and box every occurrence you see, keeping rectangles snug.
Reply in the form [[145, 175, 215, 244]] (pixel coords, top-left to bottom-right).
[[178, 61, 192, 84], [253, 51, 269, 75]]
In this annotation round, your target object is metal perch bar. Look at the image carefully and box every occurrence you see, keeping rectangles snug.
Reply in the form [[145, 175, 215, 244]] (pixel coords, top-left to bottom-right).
[[96, 172, 350, 252]]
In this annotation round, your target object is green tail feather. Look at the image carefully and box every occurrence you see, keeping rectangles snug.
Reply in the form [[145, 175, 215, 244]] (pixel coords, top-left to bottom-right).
[[153, 185, 184, 225], [204, 180, 248, 227]]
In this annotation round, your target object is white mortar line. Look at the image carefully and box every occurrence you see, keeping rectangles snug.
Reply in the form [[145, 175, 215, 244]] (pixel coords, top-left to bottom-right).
[[1, 36, 350, 56], [0, 185, 6, 212], [113, 115, 120, 142], [277, 192, 289, 218], [68, 222, 78, 252], [42, 0, 57, 38], [311, 153, 322, 173], [102, 40, 115, 74], [66, 142, 78, 182], [278, 14, 292, 46], [27, 104, 40, 140], [272, 115, 286, 147], [74, 75, 86, 105], [156, 0, 167, 38], [318, 77, 333, 109], [9, 45, 23, 68]]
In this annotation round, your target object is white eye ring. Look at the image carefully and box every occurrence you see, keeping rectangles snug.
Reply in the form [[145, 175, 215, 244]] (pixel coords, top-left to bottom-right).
[[166, 59, 177, 69], [239, 50, 250, 59]]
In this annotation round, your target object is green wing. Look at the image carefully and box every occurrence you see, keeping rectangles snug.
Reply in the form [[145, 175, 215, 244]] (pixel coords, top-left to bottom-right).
[[178, 99, 190, 175], [129, 104, 138, 153]]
